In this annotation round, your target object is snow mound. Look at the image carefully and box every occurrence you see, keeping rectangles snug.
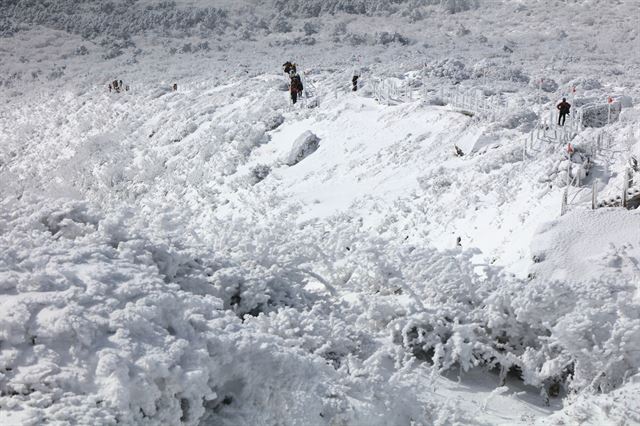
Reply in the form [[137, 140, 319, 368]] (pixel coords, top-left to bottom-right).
[[531, 209, 640, 284]]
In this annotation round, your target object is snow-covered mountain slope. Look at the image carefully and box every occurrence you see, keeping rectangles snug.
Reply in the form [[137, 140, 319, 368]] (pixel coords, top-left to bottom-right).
[[2, 1, 640, 425]]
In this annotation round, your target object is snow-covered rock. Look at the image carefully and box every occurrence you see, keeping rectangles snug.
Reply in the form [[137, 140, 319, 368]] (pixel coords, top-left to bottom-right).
[[286, 131, 320, 166]]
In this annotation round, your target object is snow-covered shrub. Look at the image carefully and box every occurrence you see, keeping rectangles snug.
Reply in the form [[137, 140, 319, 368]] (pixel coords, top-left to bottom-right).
[[47, 66, 65, 80], [331, 21, 348, 38], [3, 2, 230, 39], [274, 0, 365, 16], [178, 42, 209, 54], [441, 0, 480, 14], [582, 101, 623, 127], [619, 107, 640, 123], [344, 32, 368, 46], [424, 95, 447, 106], [456, 24, 470, 36], [103, 47, 123, 59], [272, 0, 478, 16], [250, 164, 272, 184], [302, 21, 320, 35], [271, 36, 314, 46], [0, 196, 335, 425], [472, 60, 530, 83], [287, 131, 320, 166], [541, 150, 591, 187], [497, 108, 537, 130], [0, 198, 224, 424], [617, 95, 633, 108], [406, 8, 424, 22], [239, 28, 256, 41], [0, 17, 15, 37], [418, 166, 452, 189], [217, 122, 269, 157], [197, 41, 210, 51], [424, 58, 470, 82], [2, 188, 640, 424], [504, 274, 640, 394], [531, 78, 559, 93], [271, 16, 293, 33], [299, 36, 316, 45], [374, 31, 410, 46], [570, 77, 602, 91], [556, 158, 587, 187], [264, 111, 285, 130], [383, 236, 640, 398], [0, 71, 22, 87], [75, 45, 89, 55]]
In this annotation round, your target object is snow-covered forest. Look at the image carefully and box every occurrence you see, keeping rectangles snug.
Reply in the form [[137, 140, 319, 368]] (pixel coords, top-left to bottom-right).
[[1, 0, 639, 424]]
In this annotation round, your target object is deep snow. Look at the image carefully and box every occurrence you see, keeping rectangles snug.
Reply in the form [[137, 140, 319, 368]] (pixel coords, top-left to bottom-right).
[[1, 1, 640, 425]]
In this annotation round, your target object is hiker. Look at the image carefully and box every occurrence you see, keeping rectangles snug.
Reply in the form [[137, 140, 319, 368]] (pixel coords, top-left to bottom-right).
[[557, 98, 571, 126], [112, 80, 119, 93], [289, 71, 303, 104], [172, 83, 177, 91], [108, 83, 112, 92], [283, 61, 296, 75], [352, 75, 359, 92], [119, 80, 123, 89]]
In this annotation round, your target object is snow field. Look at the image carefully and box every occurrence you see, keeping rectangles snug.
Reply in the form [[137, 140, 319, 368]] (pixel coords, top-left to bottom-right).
[[2, 0, 640, 424], [2, 60, 640, 424]]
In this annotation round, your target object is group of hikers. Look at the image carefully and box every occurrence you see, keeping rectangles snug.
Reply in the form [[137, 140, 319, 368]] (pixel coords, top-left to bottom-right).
[[108, 79, 129, 93], [283, 62, 304, 104], [283, 61, 360, 104], [108, 80, 180, 93], [107, 64, 574, 126], [283, 61, 572, 128]]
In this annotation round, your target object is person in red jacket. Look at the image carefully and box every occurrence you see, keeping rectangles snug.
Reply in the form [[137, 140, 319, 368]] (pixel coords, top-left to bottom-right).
[[557, 98, 571, 126], [289, 71, 303, 104]]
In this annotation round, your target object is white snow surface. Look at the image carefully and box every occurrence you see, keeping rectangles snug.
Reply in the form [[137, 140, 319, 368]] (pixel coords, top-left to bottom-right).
[[1, 1, 640, 425]]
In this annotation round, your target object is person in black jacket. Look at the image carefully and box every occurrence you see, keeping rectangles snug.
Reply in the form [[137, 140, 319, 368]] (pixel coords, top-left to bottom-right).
[[557, 98, 571, 126]]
